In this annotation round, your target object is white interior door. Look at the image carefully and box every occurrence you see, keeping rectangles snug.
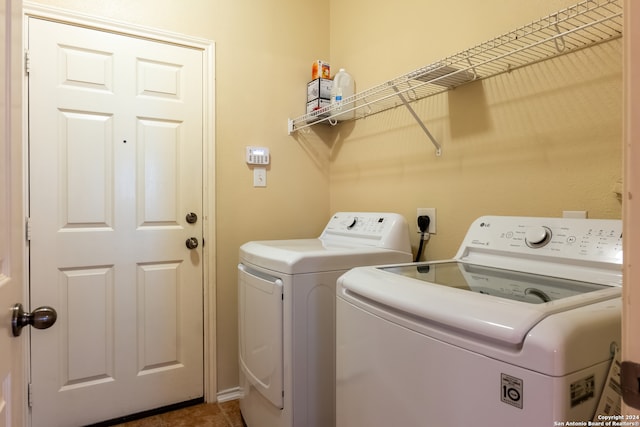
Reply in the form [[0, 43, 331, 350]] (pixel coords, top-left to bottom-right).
[[0, 0, 25, 426], [27, 17, 204, 427]]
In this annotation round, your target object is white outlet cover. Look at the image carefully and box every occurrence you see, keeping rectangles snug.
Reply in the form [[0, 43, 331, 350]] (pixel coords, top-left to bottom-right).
[[417, 208, 436, 234]]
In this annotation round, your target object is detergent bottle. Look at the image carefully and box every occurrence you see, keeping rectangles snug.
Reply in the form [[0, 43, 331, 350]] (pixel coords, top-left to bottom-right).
[[330, 68, 355, 121]]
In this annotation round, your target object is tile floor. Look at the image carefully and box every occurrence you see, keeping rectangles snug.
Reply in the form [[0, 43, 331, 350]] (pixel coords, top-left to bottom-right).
[[112, 400, 244, 427]]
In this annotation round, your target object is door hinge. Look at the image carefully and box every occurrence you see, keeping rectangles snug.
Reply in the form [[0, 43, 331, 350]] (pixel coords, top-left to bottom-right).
[[24, 50, 30, 75], [26, 217, 31, 241], [28, 382, 33, 408]]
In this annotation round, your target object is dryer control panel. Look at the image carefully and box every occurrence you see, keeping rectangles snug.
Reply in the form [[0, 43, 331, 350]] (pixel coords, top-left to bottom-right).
[[320, 212, 412, 253]]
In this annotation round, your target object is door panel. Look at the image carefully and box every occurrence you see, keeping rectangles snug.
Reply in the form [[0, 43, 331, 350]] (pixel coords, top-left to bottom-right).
[[28, 17, 204, 427], [62, 111, 114, 227], [137, 261, 181, 371], [62, 266, 114, 387], [138, 119, 180, 224]]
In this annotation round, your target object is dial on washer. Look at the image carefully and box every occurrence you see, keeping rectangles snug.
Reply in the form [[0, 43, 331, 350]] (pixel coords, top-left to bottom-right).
[[525, 226, 552, 248]]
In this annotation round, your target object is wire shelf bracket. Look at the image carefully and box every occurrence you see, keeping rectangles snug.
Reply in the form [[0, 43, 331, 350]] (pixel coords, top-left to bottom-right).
[[390, 82, 442, 156]]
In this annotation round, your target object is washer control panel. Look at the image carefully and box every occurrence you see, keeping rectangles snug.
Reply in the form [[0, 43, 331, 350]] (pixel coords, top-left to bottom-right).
[[457, 215, 622, 265]]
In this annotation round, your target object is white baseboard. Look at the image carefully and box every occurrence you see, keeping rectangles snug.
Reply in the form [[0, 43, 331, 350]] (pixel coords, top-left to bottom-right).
[[217, 386, 243, 403]]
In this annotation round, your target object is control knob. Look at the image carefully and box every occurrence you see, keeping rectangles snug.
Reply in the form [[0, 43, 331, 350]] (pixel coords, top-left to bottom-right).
[[525, 226, 552, 248], [346, 217, 358, 230]]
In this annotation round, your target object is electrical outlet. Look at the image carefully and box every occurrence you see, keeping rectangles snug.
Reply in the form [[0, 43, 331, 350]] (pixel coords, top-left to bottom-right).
[[417, 208, 436, 234], [563, 210, 587, 219]]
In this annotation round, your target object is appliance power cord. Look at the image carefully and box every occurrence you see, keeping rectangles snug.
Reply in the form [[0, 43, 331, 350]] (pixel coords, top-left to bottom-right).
[[415, 215, 431, 262]]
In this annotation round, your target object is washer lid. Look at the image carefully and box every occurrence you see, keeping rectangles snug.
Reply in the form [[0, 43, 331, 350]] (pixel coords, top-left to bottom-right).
[[338, 262, 621, 346]]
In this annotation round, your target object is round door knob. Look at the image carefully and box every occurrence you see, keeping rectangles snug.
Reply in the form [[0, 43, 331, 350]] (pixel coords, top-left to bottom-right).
[[186, 237, 199, 250], [11, 303, 57, 337]]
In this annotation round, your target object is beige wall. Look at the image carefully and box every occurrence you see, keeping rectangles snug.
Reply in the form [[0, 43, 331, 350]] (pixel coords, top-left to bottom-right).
[[328, 0, 622, 259], [24, 0, 622, 396]]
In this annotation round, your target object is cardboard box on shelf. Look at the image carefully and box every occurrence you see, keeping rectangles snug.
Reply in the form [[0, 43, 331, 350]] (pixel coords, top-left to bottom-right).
[[307, 78, 332, 103], [306, 98, 331, 123], [312, 60, 330, 80]]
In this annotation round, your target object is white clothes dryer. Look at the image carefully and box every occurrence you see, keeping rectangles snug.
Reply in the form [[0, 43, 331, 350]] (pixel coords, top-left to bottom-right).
[[336, 215, 623, 427], [238, 212, 413, 427]]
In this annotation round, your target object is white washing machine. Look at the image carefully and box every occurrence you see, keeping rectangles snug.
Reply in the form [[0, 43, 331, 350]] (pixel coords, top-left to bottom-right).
[[238, 212, 413, 427], [336, 215, 623, 427]]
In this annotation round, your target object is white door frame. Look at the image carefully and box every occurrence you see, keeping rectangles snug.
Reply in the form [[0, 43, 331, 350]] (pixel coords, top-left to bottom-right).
[[3, 0, 27, 425], [22, 1, 217, 406], [623, 0, 640, 415]]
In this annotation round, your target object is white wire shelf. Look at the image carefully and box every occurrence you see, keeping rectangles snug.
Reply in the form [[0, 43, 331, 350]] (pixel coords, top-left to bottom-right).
[[287, 0, 623, 155]]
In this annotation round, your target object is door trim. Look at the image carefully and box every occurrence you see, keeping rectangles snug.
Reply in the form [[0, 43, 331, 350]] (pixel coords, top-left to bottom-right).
[[623, 0, 640, 415], [22, 0, 217, 406]]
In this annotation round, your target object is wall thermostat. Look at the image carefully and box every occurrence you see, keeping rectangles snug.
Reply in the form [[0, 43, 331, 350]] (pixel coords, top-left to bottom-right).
[[246, 146, 270, 165]]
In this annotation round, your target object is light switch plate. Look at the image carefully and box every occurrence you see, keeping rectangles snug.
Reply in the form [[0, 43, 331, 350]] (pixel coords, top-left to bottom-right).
[[253, 167, 267, 187]]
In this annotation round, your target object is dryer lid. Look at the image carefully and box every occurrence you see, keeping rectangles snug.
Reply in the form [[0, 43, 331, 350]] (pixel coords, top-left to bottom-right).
[[238, 212, 413, 274], [240, 239, 411, 274]]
